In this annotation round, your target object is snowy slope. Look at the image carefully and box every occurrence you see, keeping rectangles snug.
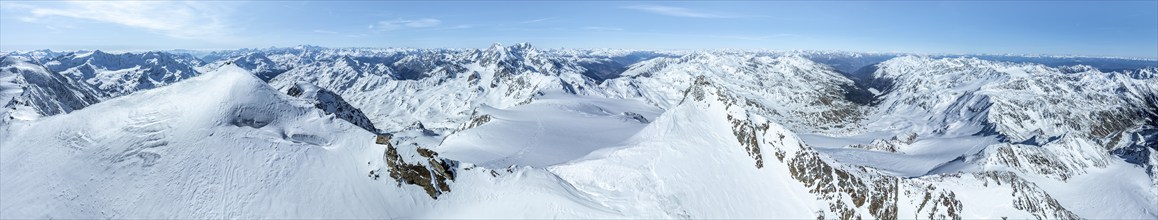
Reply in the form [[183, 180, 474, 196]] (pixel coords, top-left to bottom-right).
[[1, 65, 409, 218], [0, 65, 628, 219], [549, 79, 824, 218], [438, 93, 662, 168], [2, 45, 1155, 219]]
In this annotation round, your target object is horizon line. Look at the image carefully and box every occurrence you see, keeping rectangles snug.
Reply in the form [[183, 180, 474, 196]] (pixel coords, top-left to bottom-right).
[[3, 43, 1157, 62]]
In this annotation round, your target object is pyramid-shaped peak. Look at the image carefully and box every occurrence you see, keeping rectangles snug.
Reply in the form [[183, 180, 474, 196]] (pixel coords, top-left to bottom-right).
[[488, 42, 505, 50]]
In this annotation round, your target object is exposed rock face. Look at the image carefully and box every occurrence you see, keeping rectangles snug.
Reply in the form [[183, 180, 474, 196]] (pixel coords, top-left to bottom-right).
[[375, 133, 392, 145], [373, 134, 457, 199], [905, 182, 962, 220], [788, 149, 900, 220], [284, 82, 379, 133], [684, 76, 767, 168], [1108, 126, 1157, 175], [972, 171, 1079, 219], [982, 136, 1112, 181], [684, 75, 901, 219], [457, 109, 493, 132]]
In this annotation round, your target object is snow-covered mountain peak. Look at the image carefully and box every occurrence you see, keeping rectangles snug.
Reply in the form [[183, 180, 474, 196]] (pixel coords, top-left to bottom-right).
[[0, 56, 101, 121], [42, 50, 204, 97], [180, 64, 280, 105], [605, 52, 864, 133], [476, 42, 545, 67], [0, 62, 459, 218], [4, 46, 1155, 219], [1124, 66, 1158, 79], [488, 42, 505, 51], [875, 56, 1059, 80]]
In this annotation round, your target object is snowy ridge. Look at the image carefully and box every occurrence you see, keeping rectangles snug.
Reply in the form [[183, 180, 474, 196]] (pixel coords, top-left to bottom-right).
[[1, 44, 1156, 219], [283, 82, 379, 133], [264, 43, 602, 131], [0, 56, 101, 121], [603, 53, 866, 133], [209, 52, 288, 81], [44, 50, 204, 97]]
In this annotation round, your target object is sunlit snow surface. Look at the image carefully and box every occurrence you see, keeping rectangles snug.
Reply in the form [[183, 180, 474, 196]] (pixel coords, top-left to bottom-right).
[[1, 46, 1156, 219], [439, 94, 662, 168], [0, 66, 619, 218]]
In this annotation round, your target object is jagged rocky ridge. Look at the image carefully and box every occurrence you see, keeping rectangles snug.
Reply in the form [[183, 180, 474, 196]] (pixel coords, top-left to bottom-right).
[[0, 56, 101, 121]]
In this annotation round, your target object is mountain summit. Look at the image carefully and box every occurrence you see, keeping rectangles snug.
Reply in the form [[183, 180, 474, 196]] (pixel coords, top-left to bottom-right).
[[1, 45, 1156, 219]]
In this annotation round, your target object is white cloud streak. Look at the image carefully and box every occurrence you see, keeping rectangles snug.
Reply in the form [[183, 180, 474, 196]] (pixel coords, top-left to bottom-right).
[[371, 18, 442, 31], [713, 34, 802, 41], [622, 5, 737, 18], [519, 17, 554, 24], [18, 1, 235, 41], [583, 26, 625, 31]]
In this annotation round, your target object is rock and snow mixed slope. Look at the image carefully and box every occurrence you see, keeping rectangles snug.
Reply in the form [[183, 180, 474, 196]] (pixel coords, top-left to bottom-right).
[[42, 50, 203, 98], [0, 56, 101, 121], [601, 53, 868, 133], [0, 66, 626, 219], [1, 44, 1156, 219], [263, 43, 603, 132]]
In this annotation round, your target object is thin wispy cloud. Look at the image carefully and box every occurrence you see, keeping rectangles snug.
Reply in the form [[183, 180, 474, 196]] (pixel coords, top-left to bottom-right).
[[622, 5, 736, 18], [429, 25, 473, 31], [371, 18, 442, 31], [313, 29, 339, 34], [519, 17, 554, 24], [714, 34, 801, 41], [17, 1, 235, 41], [583, 26, 625, 31]]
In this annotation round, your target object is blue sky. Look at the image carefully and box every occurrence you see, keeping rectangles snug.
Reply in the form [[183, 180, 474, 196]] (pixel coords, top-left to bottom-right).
[[1, 1, 1156, 58]]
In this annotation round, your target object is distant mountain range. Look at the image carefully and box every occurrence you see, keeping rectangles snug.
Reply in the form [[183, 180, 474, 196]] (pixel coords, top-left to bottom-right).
[[2, 43, 1155, 219]]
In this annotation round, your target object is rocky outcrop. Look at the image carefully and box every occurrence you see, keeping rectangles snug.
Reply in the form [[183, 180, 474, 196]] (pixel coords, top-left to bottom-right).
[[848, 133, 917, 153], [788, 149, 899, 220], [905, 182, 962, 220], [983, 136, 1111, 181], [373, 135, 457, 199], [972, 171, 1079, 219], [685, 76, 768, 168], [457, 109, 493, 131], [285, 82, 379, 133]]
